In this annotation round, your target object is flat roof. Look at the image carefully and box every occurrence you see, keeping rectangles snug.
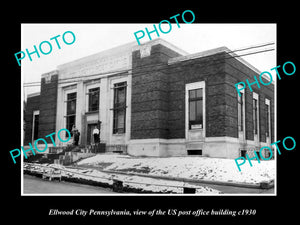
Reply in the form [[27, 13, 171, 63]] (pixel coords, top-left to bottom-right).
[[57, 38, 188, 71], [42, 39, 272, 83], [132, 38, 189, 56], [27, 92, 40, 98], [168, 46, 273, 83]]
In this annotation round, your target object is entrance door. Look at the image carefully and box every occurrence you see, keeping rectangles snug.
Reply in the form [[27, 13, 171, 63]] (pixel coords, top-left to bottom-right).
[[87, 123, 98, 145]]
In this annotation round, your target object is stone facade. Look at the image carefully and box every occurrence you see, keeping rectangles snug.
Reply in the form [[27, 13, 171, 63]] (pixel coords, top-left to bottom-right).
[[39, 71, 58, 142], [129, 43, 274, 157], [131, 44, 182, 140], [224, 56, 274, 143], [167, 52, 226, 139], [24, 94, 40, 144], [24, 39, 274, 159]]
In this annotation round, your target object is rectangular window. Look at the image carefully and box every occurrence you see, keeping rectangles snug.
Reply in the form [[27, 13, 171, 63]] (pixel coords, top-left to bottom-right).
[[265, 99, 271, 137], [256, 151, 261, 160], [240, 149, 247, 158], [187, 149, 202, 155], [88, 87, 100, 112], [113, 82, 127, 134], [33, 114, 39, 140], [253, 98, 258, 135], [66, 92, 76, 136], [238, 92, 244, 132], [189, 88, 203, 129], [33, 112, 39, 140]]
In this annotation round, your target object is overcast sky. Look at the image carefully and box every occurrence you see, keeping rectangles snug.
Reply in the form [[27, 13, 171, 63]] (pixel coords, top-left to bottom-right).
[[21, 23, 276, 98]]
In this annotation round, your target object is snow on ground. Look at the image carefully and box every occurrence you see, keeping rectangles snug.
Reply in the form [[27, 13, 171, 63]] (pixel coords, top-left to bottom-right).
[[71, 168, 222, 194], [119, 174, 221, 194], [77, 154, 275, 184], [24, 162, 222, 194]]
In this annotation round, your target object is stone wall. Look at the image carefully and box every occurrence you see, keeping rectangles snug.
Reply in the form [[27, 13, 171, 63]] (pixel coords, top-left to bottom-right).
[[38, 72, 58, 143], [167, 53, 226, 139], [24, 95, 40, 144], [224, 56, 275, 143], [131, 45, 275, 143], [131, 44, 181, 139]]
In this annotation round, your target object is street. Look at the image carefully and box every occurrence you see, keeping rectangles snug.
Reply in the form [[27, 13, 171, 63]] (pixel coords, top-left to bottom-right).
[[23, 174, 116, 194]]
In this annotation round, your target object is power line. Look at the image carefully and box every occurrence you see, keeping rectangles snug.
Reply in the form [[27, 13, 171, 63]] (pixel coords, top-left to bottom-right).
[[224, 48, 275, 60], [23, 47, 274, 89], [227, 42, 274, 54], [23, 43, 275, 87], [23, 42, 275, 88], [24, 48, 275, 88]]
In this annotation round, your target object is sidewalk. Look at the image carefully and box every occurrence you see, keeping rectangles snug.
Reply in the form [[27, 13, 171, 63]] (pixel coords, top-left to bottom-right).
[[24, 162, 223, 194], [23, 154, 275, 194], [75, 154, 275, 192]]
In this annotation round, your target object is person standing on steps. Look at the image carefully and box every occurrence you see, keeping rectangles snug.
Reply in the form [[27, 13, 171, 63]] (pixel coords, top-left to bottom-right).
[[72, 125, 80, 146], [93, 121, 101, 152], [74, 130, 80, 146], [93, 126, 100, 143]]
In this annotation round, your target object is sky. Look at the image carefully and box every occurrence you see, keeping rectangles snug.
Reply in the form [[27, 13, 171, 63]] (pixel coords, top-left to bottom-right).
[[21, 23, 276, 98]]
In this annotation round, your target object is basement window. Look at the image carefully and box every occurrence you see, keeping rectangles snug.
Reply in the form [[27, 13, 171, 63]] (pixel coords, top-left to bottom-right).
[[240, 149, 247, 158], [183, 187, 196, 194], [187, 149, 202, 155]]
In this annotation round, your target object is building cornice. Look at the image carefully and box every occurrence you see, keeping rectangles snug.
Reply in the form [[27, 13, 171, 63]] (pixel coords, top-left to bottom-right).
[[168, 46, 274, 83], [27, 92, 40, 98], [132, 38, 189, 56]]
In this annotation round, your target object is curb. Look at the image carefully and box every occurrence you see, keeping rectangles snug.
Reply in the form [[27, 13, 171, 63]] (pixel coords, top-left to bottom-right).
[[99, 169, 274, 189], [24, 163, 274, 191], [23, 169, 166, 194], [260, 180, 274, 189]]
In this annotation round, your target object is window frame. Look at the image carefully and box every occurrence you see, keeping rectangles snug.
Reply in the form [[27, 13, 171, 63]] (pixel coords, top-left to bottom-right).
[[188, 88, 203, 130], [65, 91, 77, 137], [253, 98, 258, 134], [32, 110, 40, 142], [237, 84, 245, 136], [87, 87, 100, 112], [185, 81, 206, 139], [265, 98, 271, 138], [112, 81, 127, 134], [238, 92, 244, 132], [253, 92, 259, 137]]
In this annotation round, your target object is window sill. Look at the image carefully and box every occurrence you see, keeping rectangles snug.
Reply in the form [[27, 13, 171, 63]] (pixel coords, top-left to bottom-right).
[[112, 133, 125, 136], [189, 128, 203, 131], [85, 110, 99, 115]]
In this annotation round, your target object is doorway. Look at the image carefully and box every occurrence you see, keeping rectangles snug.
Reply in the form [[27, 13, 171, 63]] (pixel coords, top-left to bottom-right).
[[87, 123, 98, 145]]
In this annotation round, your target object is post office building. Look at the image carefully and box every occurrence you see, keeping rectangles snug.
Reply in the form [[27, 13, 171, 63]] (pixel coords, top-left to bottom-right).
[[24, 38, 274, 159]]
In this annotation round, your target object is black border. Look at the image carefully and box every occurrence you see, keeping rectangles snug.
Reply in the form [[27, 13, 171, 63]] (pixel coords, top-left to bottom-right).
[[4, 4, 298, 224]]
